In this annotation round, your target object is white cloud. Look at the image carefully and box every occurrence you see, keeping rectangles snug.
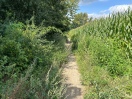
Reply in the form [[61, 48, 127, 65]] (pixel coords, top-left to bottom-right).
[[88, 4, 132, 19], [88, 13, 109, 19], [79, 0, 97, 5], [108, 4, 132, 13], [79, 0, 108, 6]]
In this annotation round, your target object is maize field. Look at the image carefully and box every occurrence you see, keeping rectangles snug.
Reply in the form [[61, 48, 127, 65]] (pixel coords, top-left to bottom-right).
[[69, 9, 132, 98]]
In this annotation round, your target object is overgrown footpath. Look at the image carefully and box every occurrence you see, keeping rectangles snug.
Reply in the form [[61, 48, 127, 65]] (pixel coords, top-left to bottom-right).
[[69, 9, 132, 99], [0, 21, 69, 98]]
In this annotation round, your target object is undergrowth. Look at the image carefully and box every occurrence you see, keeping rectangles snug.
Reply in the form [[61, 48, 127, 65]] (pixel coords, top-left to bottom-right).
[[0, 21, 69, 99], [69, 9, 132, 99]]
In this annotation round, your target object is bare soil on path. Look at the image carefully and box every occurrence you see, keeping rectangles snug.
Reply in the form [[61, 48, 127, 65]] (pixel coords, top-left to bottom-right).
[[62, 43, 84, 99]]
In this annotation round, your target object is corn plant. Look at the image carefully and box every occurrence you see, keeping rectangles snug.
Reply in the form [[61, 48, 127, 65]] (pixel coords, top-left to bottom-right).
[[69, 9, 132, 60], [69, 9, 132, 98]]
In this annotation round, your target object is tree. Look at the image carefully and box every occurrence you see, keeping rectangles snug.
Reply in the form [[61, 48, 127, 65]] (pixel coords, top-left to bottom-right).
[[0, 0, 79, 31], [71, 12, 88, 28]]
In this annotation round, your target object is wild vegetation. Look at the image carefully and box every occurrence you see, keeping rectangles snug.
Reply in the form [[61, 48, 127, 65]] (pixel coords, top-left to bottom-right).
[[0, 22, 69, 98], [0, 0, 79, 31], [1, 0, 132, 98], [69, 9, 132, 98], [0, 0, 79, 98], [71, 12, 88, 29]]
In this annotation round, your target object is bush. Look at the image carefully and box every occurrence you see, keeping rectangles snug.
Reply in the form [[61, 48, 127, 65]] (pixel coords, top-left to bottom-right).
[[0, 21, 68, 98]]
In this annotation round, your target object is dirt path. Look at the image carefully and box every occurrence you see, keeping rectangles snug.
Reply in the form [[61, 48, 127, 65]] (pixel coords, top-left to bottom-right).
[[62, 43, 84, 99]]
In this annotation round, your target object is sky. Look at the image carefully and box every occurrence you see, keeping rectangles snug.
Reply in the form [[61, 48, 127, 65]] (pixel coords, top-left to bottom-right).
[[78, 0, 132, 18]]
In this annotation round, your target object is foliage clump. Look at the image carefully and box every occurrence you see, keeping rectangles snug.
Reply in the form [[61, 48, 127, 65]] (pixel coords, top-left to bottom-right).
[[0, 21, 69, 98]]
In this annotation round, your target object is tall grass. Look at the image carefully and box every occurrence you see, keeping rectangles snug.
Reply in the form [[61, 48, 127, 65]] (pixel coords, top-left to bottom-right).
[[69, 9, 132, 98]]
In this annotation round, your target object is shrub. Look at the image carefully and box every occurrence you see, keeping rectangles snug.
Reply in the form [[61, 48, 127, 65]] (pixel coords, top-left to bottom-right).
[[0, 21, 68, 98]]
